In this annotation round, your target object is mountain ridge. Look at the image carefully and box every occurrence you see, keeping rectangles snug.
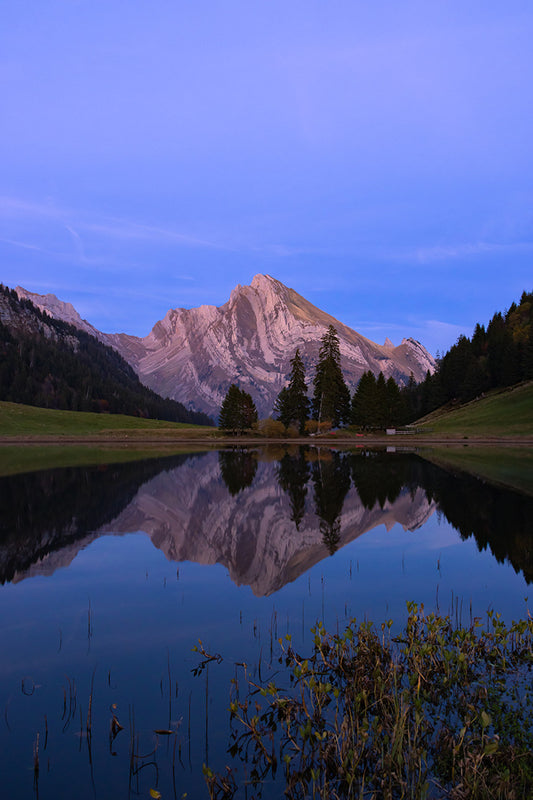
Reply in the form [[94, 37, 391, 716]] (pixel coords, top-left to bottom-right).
[[0, 284, 213, 424], [16, 275, 435, 418]]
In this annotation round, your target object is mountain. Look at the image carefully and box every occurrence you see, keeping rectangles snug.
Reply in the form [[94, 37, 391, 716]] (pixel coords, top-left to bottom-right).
[[0, 284, 213, 424], [16, 275, 435, 418]]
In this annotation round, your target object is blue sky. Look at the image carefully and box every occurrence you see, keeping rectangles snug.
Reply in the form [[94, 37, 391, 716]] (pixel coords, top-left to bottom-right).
[[1, 1, 532, 355]]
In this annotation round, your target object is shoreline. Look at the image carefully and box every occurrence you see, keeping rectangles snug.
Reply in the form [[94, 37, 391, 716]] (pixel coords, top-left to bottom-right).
[[1, 433, 533, 447]]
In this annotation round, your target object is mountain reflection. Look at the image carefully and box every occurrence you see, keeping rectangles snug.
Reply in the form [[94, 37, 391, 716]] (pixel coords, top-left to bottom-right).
[[1, 448, 532, 593]]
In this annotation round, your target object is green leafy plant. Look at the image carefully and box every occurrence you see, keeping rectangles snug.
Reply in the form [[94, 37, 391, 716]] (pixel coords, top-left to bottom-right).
[[203, 605, 533, 798]]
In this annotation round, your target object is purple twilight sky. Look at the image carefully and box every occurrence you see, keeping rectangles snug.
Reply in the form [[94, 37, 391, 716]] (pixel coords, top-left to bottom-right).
[[1, 1, 532, 355]]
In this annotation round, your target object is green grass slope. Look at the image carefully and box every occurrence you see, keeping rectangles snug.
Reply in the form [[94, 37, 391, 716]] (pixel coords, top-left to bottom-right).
[[418, 381, 533, 437], [0, 401, 217, 438]]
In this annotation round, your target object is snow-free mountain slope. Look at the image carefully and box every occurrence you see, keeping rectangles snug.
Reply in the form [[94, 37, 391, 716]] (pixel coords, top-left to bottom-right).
[[16, 275, 435, 417]]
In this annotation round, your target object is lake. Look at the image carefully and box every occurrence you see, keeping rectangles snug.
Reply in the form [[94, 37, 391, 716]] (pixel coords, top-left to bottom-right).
[[0, 445, 531, 798]]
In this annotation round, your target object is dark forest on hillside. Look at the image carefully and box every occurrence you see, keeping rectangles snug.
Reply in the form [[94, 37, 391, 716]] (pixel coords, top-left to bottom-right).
[[0, 284, 213, 425], [403, 290, 533, 422]]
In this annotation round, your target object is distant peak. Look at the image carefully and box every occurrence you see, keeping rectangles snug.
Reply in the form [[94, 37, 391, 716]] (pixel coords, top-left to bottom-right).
[[16, 286, 79, 316], [16, 286, 57, 302], [384, 337, 394, 348]]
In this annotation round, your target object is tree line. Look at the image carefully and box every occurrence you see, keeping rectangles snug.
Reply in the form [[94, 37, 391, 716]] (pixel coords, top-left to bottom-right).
[[221, 324, 411, 432], [404, 290, 533, 420], [220, 289, 532, 432], [0, 284, 213, 425], [216, 447, 533, 578]]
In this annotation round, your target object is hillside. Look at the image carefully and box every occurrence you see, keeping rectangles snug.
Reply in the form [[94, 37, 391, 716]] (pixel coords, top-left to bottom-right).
[[417, 381, 533, 437], [405, 290, 533, 422], [0, 401, 216, 437], [0, 285, 213, 425]]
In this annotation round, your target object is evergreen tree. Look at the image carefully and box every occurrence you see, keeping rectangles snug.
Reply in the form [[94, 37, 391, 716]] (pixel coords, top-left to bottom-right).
[[374, 372, 388, 427], [273, 348, 310, 433], [351, 371, 377, 428], [240, 389, 259, 430], [219, 384, 242, 432], [312, 325, 351, 426], [352, 371, 404, 429], [385, 375, 404, 427], [219, 384, 258, 434]]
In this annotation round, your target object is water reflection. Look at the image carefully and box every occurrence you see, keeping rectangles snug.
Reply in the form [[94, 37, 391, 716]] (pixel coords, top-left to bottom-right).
[[0, 454, 199, 584], [276, 448, 310, 530], [1, 447, 532, 591], [312, 450, 352, 555], [218, 448, 258, 495]]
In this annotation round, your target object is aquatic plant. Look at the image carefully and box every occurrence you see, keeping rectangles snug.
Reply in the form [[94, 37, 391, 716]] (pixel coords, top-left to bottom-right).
[[204, 604, 533, 799]]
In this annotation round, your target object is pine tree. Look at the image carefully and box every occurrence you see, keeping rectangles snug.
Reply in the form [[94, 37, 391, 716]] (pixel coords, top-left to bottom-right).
[[273, 348, 309, 433], [385, 375, 404, 427], [351, 371, 377, 428], [375, 372, 388, 427], [240, 389, 258, 430], [219, 384, 242, 433], [312, 326, 351, 426], [219, 384, 258, 434]]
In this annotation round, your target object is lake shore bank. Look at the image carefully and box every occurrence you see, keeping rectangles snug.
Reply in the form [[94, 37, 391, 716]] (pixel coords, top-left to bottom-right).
[[1, 432, 533, 446]]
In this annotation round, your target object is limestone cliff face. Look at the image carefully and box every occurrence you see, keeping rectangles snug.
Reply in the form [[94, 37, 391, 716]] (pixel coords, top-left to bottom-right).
[[17, 275, 435, 418]]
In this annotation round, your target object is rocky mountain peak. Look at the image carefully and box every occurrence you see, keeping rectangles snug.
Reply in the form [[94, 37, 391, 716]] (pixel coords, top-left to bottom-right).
[[14, 277, 436, 418]]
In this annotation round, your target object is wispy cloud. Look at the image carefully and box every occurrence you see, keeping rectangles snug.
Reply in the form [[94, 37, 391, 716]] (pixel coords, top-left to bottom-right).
[[413, 240, 533, 264], [0, 236, 52, 254], [81, 217, 226, 250], [0, 194, 229, 253]]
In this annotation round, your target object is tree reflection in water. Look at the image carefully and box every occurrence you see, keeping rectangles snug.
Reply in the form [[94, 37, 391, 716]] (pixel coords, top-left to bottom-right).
[[276, 448, 310, 530], [218, 448, 258, 495], [311, 451, 351, 555]]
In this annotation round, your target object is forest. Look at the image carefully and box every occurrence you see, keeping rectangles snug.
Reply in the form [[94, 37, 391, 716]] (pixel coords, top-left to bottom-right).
[[404, 289, 533, 422], [0, 284, 213, 425]]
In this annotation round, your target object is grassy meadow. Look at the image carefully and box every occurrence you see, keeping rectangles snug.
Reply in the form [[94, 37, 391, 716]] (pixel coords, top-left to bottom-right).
[[0, 401, 220, 474], [0, 401, 217, 438], [418, 381, 533, 438]]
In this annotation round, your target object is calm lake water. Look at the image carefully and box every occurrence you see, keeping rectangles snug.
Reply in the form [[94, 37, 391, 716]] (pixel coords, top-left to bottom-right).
[[0, 446, 531, 799]]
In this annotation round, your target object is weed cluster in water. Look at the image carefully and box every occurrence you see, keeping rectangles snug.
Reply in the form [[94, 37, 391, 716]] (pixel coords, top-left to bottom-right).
[[204, 604, 533, 799]]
